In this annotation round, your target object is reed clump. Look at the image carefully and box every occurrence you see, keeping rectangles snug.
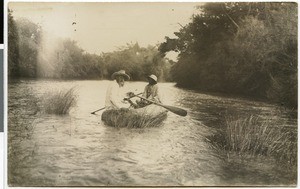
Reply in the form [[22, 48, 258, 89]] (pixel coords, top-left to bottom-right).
[[41, 87, 77, 115], [210, 115, 297, 168], [101, 108, 167, 128]]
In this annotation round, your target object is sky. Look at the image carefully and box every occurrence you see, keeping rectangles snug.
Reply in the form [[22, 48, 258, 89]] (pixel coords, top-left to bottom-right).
[[9, 2, 203, 59]]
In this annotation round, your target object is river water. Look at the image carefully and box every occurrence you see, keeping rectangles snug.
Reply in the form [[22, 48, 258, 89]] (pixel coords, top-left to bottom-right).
[[7, 80, 297, 186]]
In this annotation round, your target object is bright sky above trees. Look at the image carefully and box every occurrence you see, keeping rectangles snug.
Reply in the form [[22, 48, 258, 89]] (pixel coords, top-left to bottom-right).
[[9, 2, 202, 59]]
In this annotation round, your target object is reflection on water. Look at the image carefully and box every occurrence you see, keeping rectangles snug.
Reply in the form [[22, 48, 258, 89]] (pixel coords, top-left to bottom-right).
[[8, 80, 297, 186]]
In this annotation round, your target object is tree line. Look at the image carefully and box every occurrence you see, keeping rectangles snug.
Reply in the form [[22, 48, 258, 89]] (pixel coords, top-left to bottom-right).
[[8, 3, 297, 109], [8, 10, 172, 81], [159, 2, 297, 108]]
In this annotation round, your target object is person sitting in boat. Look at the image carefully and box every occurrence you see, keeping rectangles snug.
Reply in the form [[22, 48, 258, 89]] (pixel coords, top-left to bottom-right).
[[105, 70, 132, 109], [136, 74, 162, 108]]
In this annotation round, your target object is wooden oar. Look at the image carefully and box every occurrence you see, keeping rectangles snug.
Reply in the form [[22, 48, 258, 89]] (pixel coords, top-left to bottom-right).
[[91, 107, 106, 114], [91, 92, 143, 114], [134, 95, 187, 117]]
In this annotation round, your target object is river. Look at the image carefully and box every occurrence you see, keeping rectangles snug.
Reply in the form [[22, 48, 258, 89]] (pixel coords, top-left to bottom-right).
[[7, 80, 297, 186]]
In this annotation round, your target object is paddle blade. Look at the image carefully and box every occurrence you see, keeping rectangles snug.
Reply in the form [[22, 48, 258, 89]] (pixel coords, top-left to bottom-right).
[[163, 105, 187, 117]]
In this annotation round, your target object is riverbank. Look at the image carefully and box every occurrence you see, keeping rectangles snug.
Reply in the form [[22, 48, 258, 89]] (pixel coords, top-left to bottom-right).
[[175, 84, 297, 111]]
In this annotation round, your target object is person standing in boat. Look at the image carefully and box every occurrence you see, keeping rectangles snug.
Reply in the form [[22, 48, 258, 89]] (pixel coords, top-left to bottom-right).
[[105, 70, 131, 109], [136, 74, 162, 107]]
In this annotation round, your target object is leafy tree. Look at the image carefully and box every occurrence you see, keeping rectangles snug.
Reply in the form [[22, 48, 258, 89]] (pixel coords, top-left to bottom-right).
[[229, 3, 297, 106], [16, 18, 42, 77], [102, 43, 170, 81], [8, 9, 19, 77], [160, 2, 297, 108]]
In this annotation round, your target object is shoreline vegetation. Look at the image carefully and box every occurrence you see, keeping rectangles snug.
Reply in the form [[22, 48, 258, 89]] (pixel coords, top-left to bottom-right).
[[8, 3, 297, 110], [208, 114, 297, 185], [211, 115, 297, 165]]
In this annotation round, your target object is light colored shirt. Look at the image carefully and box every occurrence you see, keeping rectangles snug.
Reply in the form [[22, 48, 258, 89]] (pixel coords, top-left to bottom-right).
[[105, 81, 130, 109], [142, 84, 162, 103]]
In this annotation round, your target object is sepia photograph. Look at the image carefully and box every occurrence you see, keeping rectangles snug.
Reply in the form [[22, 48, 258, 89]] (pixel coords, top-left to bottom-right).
[[7, 1, 297, 187]]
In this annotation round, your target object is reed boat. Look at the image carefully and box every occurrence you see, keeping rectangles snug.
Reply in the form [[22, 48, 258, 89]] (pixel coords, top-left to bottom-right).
[[101, 104, 168, 128]]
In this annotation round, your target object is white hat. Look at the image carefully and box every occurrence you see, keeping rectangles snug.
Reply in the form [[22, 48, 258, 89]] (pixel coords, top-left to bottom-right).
[[111, 70, 130, 80], [147, 74, 157, 83]]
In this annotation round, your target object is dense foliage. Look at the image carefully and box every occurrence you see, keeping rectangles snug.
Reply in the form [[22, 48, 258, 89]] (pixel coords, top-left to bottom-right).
[[8, 12, 171, 81], [8, 10, 19, 77], [159, 2, 297, 108]]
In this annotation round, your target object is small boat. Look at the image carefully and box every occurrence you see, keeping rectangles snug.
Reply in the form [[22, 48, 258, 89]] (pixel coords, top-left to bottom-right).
[[101, 104, 168, 128]]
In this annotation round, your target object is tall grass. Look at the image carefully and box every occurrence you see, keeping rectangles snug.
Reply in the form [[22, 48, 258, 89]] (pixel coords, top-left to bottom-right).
[[209, 115, 297, 168], [41, 87, 77, 115]]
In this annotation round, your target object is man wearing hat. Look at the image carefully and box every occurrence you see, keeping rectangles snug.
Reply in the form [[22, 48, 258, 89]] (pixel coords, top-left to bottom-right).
[[137, 74, 162, 107], [105, 70, 131, 109]]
